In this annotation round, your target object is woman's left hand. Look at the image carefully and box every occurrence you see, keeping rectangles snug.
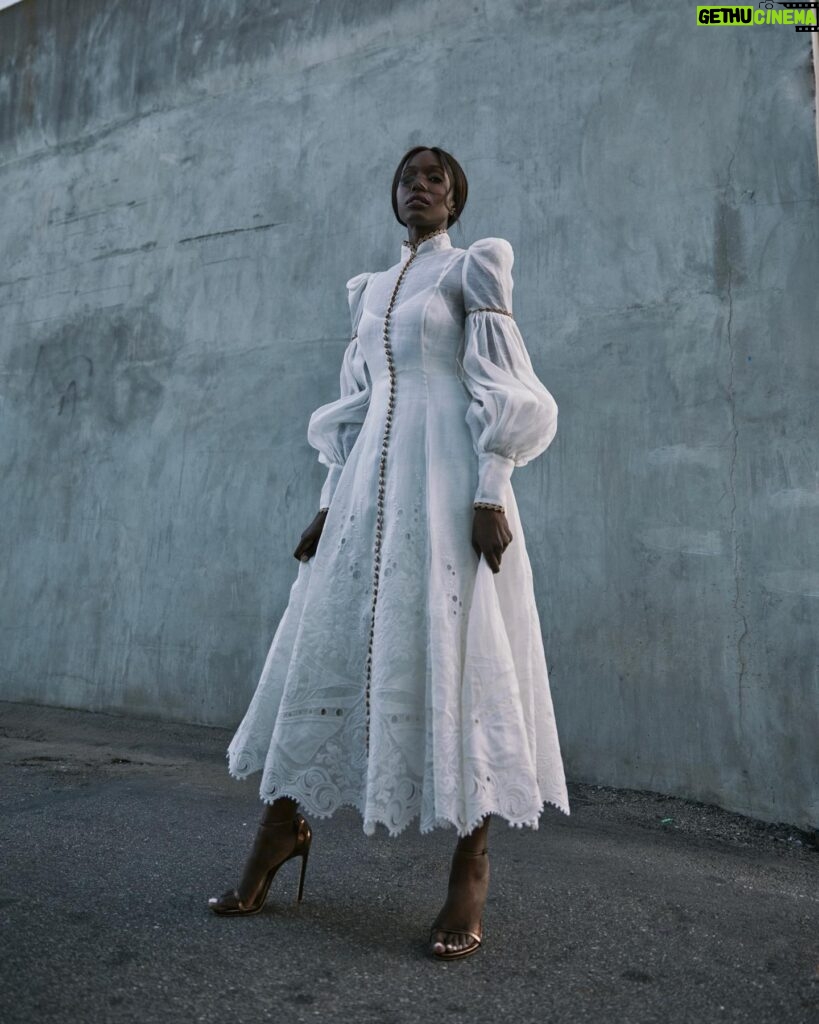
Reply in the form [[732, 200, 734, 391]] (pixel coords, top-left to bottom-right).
[[472, 507, 513, 574]]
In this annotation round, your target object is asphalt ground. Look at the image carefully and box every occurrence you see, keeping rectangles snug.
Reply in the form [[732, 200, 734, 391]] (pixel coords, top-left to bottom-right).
[[0, 700, 816, 1024]]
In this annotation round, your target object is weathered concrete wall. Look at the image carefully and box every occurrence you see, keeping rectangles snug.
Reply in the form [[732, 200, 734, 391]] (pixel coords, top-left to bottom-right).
[[1, 0, 817, 830]]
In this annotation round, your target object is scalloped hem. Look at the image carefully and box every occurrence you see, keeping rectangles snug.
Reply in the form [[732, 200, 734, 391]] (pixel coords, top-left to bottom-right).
[[226, 755, 570, 838]]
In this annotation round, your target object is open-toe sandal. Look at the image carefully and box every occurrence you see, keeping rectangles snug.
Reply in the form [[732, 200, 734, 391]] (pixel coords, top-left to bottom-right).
[[428, 847, 487, 960], [208, 812, 312, 916]]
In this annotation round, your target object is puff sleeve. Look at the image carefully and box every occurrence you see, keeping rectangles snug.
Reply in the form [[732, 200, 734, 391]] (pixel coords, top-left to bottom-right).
[[307, 271, 374, 510], [458, 237, 558, 510]]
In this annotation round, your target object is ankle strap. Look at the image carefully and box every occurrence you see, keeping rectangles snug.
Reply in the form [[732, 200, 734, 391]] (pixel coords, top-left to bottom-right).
[[259, 812, 303, 828], [454, 847, 488, 856]]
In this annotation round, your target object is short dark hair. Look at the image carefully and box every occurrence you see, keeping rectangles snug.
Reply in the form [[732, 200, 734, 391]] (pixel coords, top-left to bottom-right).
[[390, 146, 468, 228]]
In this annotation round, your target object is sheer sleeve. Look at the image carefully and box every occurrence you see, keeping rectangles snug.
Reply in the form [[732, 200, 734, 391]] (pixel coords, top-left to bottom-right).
[[458, 237, 558, 511], [307, 271, 374, 510]]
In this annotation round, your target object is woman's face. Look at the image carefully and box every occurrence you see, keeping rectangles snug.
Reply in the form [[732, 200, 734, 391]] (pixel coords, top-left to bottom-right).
[[396, 150, 453, 230]]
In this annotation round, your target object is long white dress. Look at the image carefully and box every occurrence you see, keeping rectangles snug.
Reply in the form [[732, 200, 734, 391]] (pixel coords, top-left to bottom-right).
[[226, 230, 570, 837]]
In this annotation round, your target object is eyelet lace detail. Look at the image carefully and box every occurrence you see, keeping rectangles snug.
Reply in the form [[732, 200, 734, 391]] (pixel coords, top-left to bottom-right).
[[227, 524, 568, 837]]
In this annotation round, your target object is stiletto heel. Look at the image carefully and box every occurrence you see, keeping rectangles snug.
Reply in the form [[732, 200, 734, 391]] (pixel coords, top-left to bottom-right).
[[208, 812, 313, 916], [297, 845, 309, 903]]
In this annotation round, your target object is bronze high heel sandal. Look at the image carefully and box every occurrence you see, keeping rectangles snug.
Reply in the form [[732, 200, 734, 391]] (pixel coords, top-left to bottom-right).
[[208, 812, 312, 916], [428, 847, 488, 961]]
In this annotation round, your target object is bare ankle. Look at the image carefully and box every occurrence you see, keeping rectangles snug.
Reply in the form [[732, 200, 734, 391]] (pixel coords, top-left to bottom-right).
[[454, 815, 491, 856], [260, 796, 299, 825]]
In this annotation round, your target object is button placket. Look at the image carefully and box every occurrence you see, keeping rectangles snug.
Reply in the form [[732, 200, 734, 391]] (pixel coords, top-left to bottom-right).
[[363, 226, 447, 755]]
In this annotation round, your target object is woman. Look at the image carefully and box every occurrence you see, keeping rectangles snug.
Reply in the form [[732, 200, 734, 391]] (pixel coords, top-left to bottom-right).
[[208, 145, 570, 960]]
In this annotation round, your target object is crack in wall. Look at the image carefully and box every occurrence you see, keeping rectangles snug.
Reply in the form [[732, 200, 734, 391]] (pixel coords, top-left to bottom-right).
[[720, 141, 750, 739], [177, 221, 281, 245]]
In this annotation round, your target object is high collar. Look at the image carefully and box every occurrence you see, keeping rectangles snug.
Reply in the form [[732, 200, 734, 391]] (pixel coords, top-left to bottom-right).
[[400, 229, 452, 265]]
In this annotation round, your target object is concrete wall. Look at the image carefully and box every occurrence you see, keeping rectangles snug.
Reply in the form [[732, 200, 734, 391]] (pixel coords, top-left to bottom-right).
[[1, 0, 817, 830]]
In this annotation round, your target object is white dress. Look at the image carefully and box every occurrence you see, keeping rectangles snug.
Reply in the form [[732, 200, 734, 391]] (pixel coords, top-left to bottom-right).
[[227, 230, 570, 837]]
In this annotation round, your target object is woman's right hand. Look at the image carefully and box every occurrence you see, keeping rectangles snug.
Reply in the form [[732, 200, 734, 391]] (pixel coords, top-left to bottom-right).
[[293, 508, 329, 562]]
